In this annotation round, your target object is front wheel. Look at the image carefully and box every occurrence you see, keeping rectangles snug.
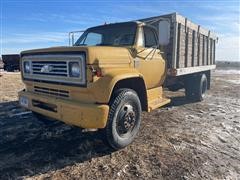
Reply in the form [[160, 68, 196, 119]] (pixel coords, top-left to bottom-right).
[[104, 89, 142, 150]]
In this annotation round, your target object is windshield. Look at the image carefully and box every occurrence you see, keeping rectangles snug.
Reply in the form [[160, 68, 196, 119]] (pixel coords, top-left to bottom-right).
[[74, 22, 137, 46]]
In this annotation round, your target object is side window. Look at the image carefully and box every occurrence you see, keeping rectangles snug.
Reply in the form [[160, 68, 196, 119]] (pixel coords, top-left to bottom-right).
[[143, 27, 158, 47], [84, 32, 102, 46]]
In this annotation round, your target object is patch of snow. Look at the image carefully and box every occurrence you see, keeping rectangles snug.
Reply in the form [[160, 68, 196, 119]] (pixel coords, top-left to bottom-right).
[[225, 79, 240, 85], [214, 69, 240, 75], [10, 111, 32, 117], [0, 71, 20, 75], [217, 78, 240, 85]]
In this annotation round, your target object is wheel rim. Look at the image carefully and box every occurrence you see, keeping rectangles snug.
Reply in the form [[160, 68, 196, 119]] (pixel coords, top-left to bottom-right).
[[202, 79, 207, 97], [116, 103, 137, 138]]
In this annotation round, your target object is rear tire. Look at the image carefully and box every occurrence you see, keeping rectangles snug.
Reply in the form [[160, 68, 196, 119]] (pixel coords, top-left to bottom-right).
[[104, 88, 142, 150], [185, 73, 208, 101]]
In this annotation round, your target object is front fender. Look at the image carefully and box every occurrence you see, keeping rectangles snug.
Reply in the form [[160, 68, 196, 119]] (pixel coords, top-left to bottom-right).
[[88, 68, 143, 103]]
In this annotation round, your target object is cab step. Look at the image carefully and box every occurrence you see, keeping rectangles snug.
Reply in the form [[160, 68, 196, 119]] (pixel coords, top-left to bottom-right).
[[147, 86, 171, 112], [148, 97, 171, 111]]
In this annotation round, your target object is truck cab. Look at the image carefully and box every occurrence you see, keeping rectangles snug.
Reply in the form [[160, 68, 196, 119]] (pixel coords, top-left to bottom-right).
[[19, 13, 216, 149]]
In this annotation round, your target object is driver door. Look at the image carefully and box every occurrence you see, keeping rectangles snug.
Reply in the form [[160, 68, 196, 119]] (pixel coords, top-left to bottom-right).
[[135, 26, 166, 89]]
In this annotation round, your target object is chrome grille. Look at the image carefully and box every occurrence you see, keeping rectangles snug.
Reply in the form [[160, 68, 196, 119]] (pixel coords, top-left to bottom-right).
[[34, 86, 69, 98], [32, 61, 68, 77], [22, 54, 86, 85]]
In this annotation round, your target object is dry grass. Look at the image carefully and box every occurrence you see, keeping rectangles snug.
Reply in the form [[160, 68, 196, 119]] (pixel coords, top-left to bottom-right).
[[0, 72, 24, 102]]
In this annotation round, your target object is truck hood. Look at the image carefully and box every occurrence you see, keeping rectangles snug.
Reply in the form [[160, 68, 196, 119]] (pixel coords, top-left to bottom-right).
[[21, 46, 132, 65]]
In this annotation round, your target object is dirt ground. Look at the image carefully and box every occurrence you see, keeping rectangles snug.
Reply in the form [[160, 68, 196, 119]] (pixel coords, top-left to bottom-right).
[[0, 68, 239, 179]]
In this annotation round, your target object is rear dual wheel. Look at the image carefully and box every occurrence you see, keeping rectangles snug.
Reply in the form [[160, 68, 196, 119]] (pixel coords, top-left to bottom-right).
[[185, 73, 208, 101]]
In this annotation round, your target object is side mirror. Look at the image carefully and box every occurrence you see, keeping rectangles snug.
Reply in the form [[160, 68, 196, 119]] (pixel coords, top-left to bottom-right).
[[158, 20, 170, 46]]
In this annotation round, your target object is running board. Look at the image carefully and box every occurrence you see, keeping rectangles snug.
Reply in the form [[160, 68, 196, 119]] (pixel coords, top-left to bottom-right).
[[147, 86, 171, 112], [148, 97, 171, 112]]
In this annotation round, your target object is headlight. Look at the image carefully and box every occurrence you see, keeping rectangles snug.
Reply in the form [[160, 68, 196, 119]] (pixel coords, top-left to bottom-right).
[[69, 62, 80, 77], [24, 61, 31, 73]]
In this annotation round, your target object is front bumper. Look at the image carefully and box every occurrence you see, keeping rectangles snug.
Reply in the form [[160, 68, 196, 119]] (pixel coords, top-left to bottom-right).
[[18, 90, 109, 129]]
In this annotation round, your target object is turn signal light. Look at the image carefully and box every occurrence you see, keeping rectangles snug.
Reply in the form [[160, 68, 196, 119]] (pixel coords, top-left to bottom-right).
[[95, 69, 102, 77], [90, 66, 103, 77]]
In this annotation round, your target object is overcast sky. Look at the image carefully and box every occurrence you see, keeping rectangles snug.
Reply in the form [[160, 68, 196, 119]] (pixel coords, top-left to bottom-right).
[[0, 0, 239, 61]]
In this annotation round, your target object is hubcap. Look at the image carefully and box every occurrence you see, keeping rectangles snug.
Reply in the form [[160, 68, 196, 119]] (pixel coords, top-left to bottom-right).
[[117, 104, 136, 136], [202, 80, 207, 97]]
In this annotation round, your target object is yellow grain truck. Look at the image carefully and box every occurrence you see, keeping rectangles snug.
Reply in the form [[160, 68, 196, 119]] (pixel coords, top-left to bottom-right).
[[19, 13, 217, 149]]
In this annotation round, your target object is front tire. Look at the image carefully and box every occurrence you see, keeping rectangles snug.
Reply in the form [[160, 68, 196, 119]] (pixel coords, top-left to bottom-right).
[[104, 89, 142, 150]]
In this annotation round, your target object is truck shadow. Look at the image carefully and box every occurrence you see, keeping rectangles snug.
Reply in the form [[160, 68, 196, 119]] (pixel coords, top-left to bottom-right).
[[0, 101, 113, 179], [168, 96, 196, 107]]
